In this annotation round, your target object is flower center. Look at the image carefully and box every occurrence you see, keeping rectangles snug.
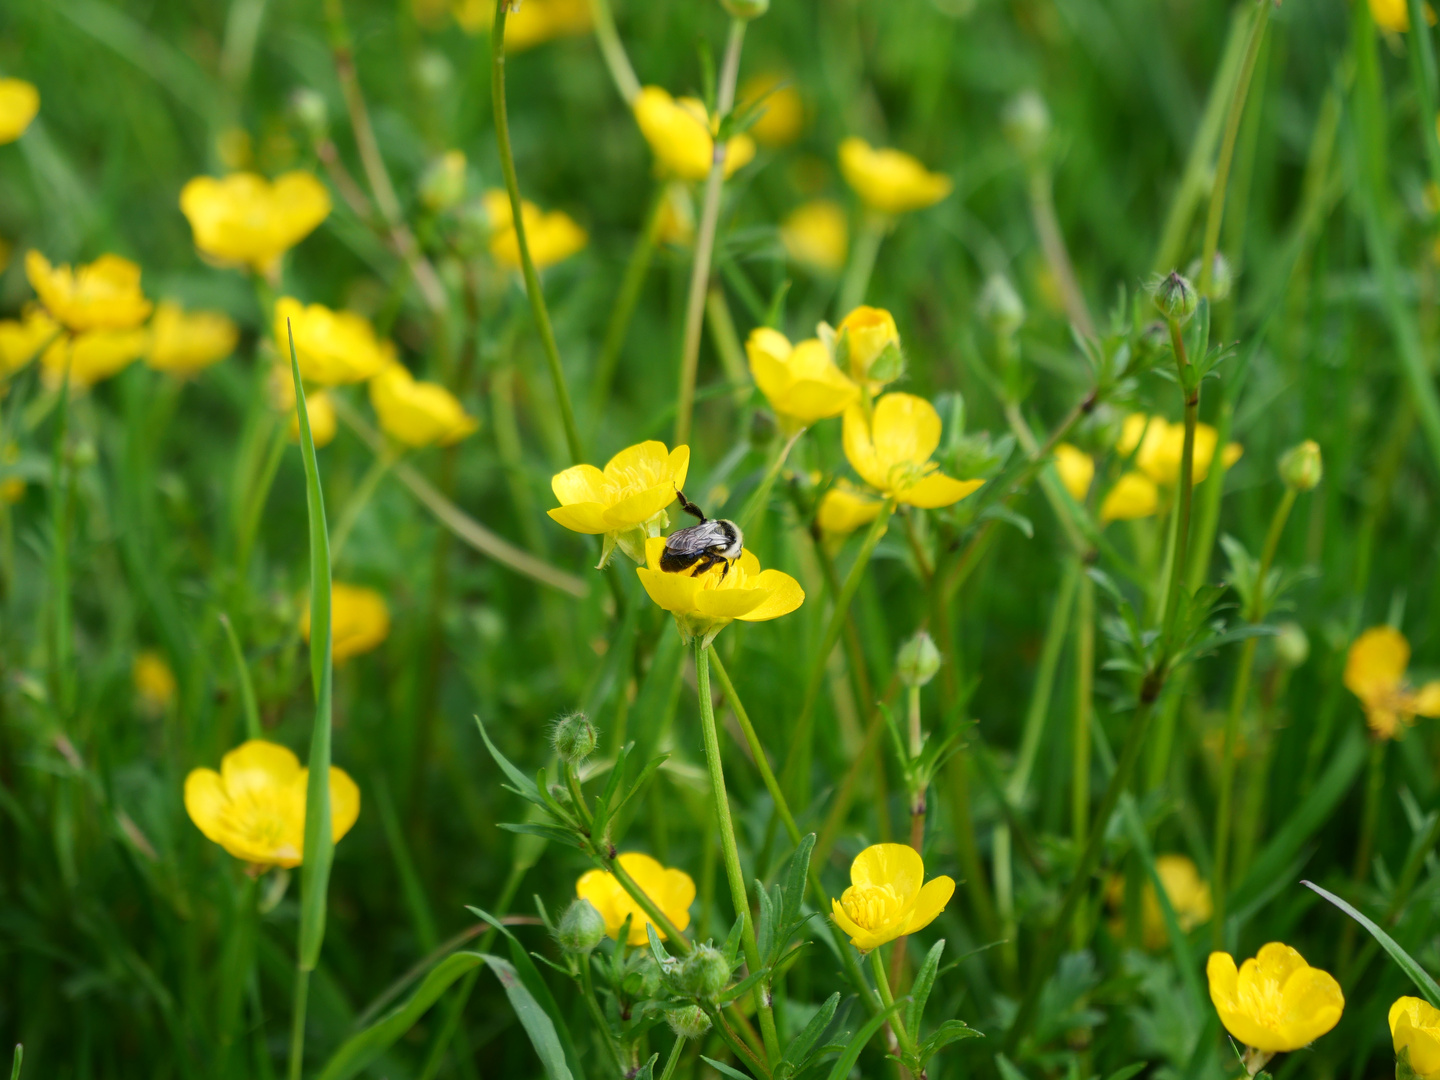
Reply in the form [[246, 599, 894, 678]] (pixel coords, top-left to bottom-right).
[[1236, 973, 1288, 1033], [840, 883, 905, 930], [603, 463, 663, 502]]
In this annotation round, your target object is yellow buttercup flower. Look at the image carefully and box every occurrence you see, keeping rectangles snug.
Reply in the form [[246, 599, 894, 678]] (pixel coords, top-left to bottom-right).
[[452, 0, 592, 49], [1206, 943, 1343, 1054], [275, 297, 390, 386], [1055, 443, 1095, 502], [1110, 854, 1212, 950], [746, 327, 858, 428], [817, 479, 886, 538], [839, 137, 952, 216], [133, 650, 177, 714], [1099, 471, 1159, 523], [740, 72, 804, 147], [634, 86, 756, 183], [781, 200, 848, 273], [300, 582, 391, 662], [369, 362, 478, 448], [179, 172, 331, 273], [637, 536, 803, 645], [1118, 413, 1242, 486], [145, 301, 238, 377], [26, 251, 153, 332], [1371, 0, 1436, 31], [549, 441, 691, 566], [576, 852, 696, 945], [830, 843, 954, 952], [40, 329, 147, 389], [0, 306, 58, 377], [836, 306, 902, 389], [0, 79, 39, 145], [843, 393, 983, 509], [481, 189, 587, 270], [1392, 997, 1440, 1080], [1344, 626, 1440, 739], [184, 739, 360, 868]]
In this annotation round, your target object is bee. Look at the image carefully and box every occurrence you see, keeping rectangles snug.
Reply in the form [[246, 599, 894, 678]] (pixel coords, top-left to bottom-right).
[[660, 489, 744, 581]]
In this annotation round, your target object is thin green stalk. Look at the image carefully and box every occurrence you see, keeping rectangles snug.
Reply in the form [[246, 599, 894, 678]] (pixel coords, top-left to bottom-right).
[[329, 448, 396, 562], [1028, 167, 1095, 337], [288, 968, 310, 1080], [658, 1034, 687, 1080], [736, 429, 804, 533], [1338, 737, 1388, 973], [1160, 318, 1199, 647], [587, 0, 640, 104], [219, 613, 262, 742], [607, 854, 693, 954], [579, 954, 626, 1077], [591, 186, 668, 417], [837, 212, 887, 316], [706, 286, 749, 405], [868, 948, 916, 1056], [1405, 0, 1440, 191], [492, 0, 583, 464], [10, 1045, 21, 1080], [48, 371, 73, 721], [1071, 567, 1095, 948]]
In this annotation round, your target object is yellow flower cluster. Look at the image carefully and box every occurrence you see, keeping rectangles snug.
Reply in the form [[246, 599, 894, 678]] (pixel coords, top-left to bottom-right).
[[1344, 626, 1440, 739], [576, 852, 696, 945], [25, 251, 152, 388]]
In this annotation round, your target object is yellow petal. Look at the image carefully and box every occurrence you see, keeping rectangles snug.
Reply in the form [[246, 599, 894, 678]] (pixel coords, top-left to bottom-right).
[[838, 137, 951, 215], [1099, 471, 1159, 523], [1275, 965, 1344, 1048], [1345, 626, 1410, 702], [1415, 681, 1440, 717], [817, 484, 885, 536], [637, 565, 703, 615], [552, 464, 609, 506], [221, 739, 303, 799], [842, 403, 888, 491], [548, 503, 613, 534], [850, 843, 924, 904], [897, 474, 983, 509], [1392, 998, 1440, 1079], [871, 393, 942, 472], [644, 534, 669, 570], [830, 897, 887, 952], [183, 768, 230, 844], [737, 570, 805, 622], [901, 875, 954, 935], [0, 79, 40, 145], [777, 377, 861, 425], [1054, 443, 1094, 502], [328, 766, 361, 843], [694, 586, 770, 620], [604, 482, 679, 530]]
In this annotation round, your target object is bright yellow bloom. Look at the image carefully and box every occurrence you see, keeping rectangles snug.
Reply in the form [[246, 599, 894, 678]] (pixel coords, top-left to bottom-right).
[[576, 852, 696, 945], [40, 329, 147, 389], [481, 189, 587, 270], [746, 327, 858, 428], [369, 362, 478, 448], [839, 137, 952, 216], [637, 536, 803, 645], [1118, 413, 1243, 486], [1206, 943, 1344, 1053], [133, 650, 177, 713], [1371, 0, 1436, 31], [817, 479, 886, 537], [184, 739, 360, 868], [1099, 471, 1159, 523], [1114, 854, 1212, 950], [179, 172, 331, 273], [843, 393, 983, 509], [0, 306, 58, 376], [634, 86, 756, 182], [836, 306, 902, 389], [275, 297, 390, 386], [781, 200, 848, 273], [26, 251, 153, 332], [1392, 997, 1440, 1079], [830, 843, 954, 952], [0, 79, 39, 145], [740, 72, 804, 147], [300, 582, 391, 662], [1344, 626, 1440, 739], [452, 0, 592, 49], [145, 301, 238, 376], [1055, 443, 1095, 502], [549, 441, 691, 566]]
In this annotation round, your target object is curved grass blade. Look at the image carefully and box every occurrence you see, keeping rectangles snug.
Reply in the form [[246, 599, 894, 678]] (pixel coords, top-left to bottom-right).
[[219, 612, 261, 741], [482, 955, 575, 1080], [1302, 880, 1440, 1007]]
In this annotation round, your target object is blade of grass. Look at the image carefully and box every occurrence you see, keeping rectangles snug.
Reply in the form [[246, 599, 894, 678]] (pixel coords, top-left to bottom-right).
[[1302, 880, 1440, 1007], [218, 612, 262, 742]]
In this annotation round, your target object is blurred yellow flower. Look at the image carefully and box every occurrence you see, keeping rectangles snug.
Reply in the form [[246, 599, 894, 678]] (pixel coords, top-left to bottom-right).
[[839, 137, 952, 215], [40, 329, 147, 389], [145, 301, 238, 377], [657, 183, 696, 247], [1055, 443, 1095, 502], [576, 852, 696, 945], [549, 441, 690, 565], [275, 297, 390, 386], [843, 393, 983, 509], [452, 0, 592, 48], [1109, 854, 1212, 949], [740, 72, 804, 147], [830, 843, 954, 952], [634, 86, 756, 182], [781, 200, 848, 273], [1371, 0, 1436, 31], [1344, 626, 1440, 739], [26, 251, 153, 332], [0, 79, 39, 144], [1392, 997, 1440, 1080], [746, 327, 858, 428], [369, 362, 478, 447], [637, 535, 804, 645], [1118, 413, 1242, 486], [179, 172, 331, 273], [1099, 471, 1158, 523], [817, 479, 886, 537], [301, 582, 391, 662], [133, 650, 177, 713], [184, 739, 360, 868], [1206, 943, 1343, 1053], [836, 305, 901, 389], [1, 443, 23, 504], [482, 189, 587, 270], [0, 306, 58, 376]]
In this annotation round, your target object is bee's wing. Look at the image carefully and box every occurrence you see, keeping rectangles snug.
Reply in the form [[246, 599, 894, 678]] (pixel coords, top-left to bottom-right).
[[666, 522, 728, 555]]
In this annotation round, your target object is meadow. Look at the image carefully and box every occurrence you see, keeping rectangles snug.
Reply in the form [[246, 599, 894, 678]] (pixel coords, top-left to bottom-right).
[[4, 0, 1440, 1077]]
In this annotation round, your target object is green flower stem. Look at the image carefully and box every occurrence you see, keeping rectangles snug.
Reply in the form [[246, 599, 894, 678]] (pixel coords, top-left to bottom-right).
[[694, 640, 780, 1064], [579, 953, 626, 1077], [1027, 167, 1095, 338], [492, 0, 584, 465], [328, 447, 397, 563], [736, 428, 804, 533], [837, 211, 888, 317], [1159, 317, 1198, 651], [586, 0, 640, 104], [1211, 483, 1296, 947], [1071, 568, 1095, 950], [287, 967, 310, 1080], [868, 946, 916, 1056], [604, 852, 693, 955], [674, 17, 747, 447], [658, 1032, 687, 1080], [590, 186, 668, 417], [48, 372, 73, 721], [705, 1003, 771, 1078]]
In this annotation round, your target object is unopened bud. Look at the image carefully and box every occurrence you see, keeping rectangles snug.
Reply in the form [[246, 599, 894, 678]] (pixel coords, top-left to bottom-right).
[[1278, 439, 1322, 491], [420, 150, 467, 212], [677, 944, 731, 1000], [896, 631, 941, 688], [721, 0, 769, 17], [1274, 622, 1310, 670], [977, 274, 1025, 338], [551, 711, 597, 764], [289, 88, 328, 138], [415, 50, 454, 95], [1002, 90, 1051, 161], [1186, 252, 1233, 302], [666, 1004, 712, 1039], [556, 899, 607, 955], [1151, 271, 1198, 325]]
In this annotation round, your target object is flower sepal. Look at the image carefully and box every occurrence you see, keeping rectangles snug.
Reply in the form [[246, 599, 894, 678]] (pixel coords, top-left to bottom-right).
[[600, 508, 669, 570], [1399, 1047, 1422, 1080]]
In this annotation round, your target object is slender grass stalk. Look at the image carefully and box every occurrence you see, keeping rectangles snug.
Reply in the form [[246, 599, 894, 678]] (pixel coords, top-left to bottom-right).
[[705, 286, 750, 406], [9, 1045, 20, 1080], [288, 968, 310, 1080], [219, 613, 262, 742], [586, 0, 640, 104], [836, 212, 887, 316], [659, 1033, 687, 1080], [1028, 167, 1095, 338], [1160, 318, 1199, 645], [328, 448, 396, 563], [48, 370, 72, 721], [1071, 567, 1095, 948], [735, 428, 804, 533], [591, 186, 668, 417]]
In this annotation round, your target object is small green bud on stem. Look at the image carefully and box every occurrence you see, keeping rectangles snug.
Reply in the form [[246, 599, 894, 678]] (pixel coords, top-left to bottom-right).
[[557, 899, 607, 955], [551, 711, 597, 764], [1151, 271, 1198, 326], [677, 943, 731, 1000], [1274, 622, 1309, 669], [665, 1004, 713, 1039], [1278, 439, 1322, 491], [896, 631, 941, 688], [977, 274, 1025, 339]]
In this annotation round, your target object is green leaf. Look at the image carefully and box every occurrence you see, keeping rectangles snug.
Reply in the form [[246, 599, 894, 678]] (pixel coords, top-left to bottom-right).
[[475, 715, 542, 801], [218, 612, 261, 742], [781, 833, 816, 931], [996, 1053, 1033, 1080], [700, 1057, 755, 1080], [482, 954, 576, 1080], [824, 998, 908, 1080], [496, 822, 586, 849], [1302, 880, 1440, 1007], [1104, 1063, 1149, 1080], [781, 991, 839, 1068], [918, 1019, 983, 1065], [906, 939, 945, 1036]]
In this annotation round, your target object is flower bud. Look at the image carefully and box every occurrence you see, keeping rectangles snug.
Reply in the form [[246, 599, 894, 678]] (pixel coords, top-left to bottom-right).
[[1002, 90, 1051, 162], [721, 0, 769, 16], [977, 273, 1025, 338], [896, 631, 941, 688], [550, 711, 597, 764], [420, 150, 467, 212], [556, 899, 607, 955], [1274, 622, 1310, 670], [665, 1004, 713, 1039], [289, 88, 328, 139], [677, 944, 731, 1000], [1278, 439, 1322, 491], [1151, 271, 1198, 325], [1186, 252, 1233, 302], [414, 50, 454, 95]]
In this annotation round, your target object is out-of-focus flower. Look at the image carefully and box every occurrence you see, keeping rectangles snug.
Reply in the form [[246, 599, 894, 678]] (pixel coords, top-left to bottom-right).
[[1278, 439, 1323, 491], [746, 327, 858, 428], [1099, 471, 1159, 523], [275, 297, 390, 386], [0, 306, 58, 377], [977, 273, 1026, 338], [180, 172, 331, 273], [452, 0, 593, 48], [817, 479, 886, 537], [26, 251, 153, 332], [1118, 413, 1242, 486], [1392, 997, 1440, 1080], [145, 301, 238, 377], [839, 137, 951, 215], [843, 393, 983, 508], [368, 362, 478, 447], [1344, 626, 1440, 739], [1371, 0, 1436, 31], [548, 441, 690, 566], [657, 183, 696, 247], [637, 536, 804, 645], [420, 150, 467, 213], [216, 128, 253, 171], [781, 200, 848, 273], [1206, 943, 1343, 1053], [1139, 855, 1213, 949], [634, 87, 756, 182], [1055, 443, 1094, 502], [0, 79, 39, 144], [481, 189, 587, 270], [830, 843, 954, 952], [184, 739, 360, 868], [300, 582, 391, 662], [740, 72, 803, 147], [836, 306, 902, 389], [133, 650, 177, 714], [40, 330, 147, 389], [576, 852, 696, 945]]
